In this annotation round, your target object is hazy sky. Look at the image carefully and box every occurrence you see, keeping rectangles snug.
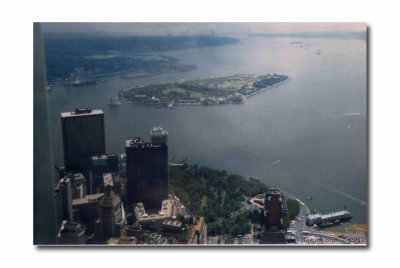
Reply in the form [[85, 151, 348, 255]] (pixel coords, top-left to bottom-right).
[[42, 22, 366, 36]]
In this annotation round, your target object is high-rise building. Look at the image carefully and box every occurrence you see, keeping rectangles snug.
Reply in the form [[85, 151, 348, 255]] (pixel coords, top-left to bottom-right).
[[34, 22, 58, 244], [54, 177, 73, 231], [151, 127, 168, 144], [126, 135, 168, 209], [99, 185, 124, 239], [261, 187, 288, 244], [61, 108, 105, 178]]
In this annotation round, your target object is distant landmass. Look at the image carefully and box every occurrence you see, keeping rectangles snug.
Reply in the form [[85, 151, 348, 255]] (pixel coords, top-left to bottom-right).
[[253, 31, 366, 40], [43, 33, 239, 82]]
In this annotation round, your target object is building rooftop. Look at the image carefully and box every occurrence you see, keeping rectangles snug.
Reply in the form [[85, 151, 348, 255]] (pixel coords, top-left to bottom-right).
[[307, 214, 322, 221], [70, 173, 85, 182], [321, 210, 351, 220], [103, 173, 114, 187], [72, 193, 104, 206], [125, 137, 143, 148], [134, 199, 174, 222], [307, 210, 352, 221], [126, 137, 166, 148], [249, 196, 264, 209], [162, 219, 183, 229], [92, 153, 116, 162], [61, 109, 103, 118], [268, 187, 282, 196], [151, 127, 168, 138]]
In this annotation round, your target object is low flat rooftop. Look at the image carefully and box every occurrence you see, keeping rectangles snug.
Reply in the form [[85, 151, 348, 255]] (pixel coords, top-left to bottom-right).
[[321, 210, 351, 220], [307, 210, 351, 221], [126, 140, 165, 148], [61, 109, 103, 118], [72, 193, 104, 206], [151, 127, 168, 136], [135, 199, 174, 222], [249, 197, 264, 209]]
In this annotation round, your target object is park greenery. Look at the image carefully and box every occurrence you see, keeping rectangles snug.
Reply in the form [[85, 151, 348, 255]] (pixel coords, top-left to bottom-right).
[[169, 164, 300, 237], [286, 199, 301, 225]]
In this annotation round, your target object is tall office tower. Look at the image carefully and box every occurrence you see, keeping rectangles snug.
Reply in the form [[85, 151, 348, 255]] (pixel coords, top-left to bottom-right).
[[90, 153, 118, 193], [34, 22, 58, 244], [151, 127, 168, 144], [126, 136, 168, 209], [61, 108, 105, 182], [54, 177, 73, 231], [261, 187, 288, 244], [99, 185, 124, 239]]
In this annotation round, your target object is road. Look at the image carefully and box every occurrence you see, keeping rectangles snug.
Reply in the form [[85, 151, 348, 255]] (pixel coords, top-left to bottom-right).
[[284, 192, 312, 243]]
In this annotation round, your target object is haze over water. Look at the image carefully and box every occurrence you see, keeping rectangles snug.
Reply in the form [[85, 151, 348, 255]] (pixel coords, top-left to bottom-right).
[[47, 36, 367, 223]]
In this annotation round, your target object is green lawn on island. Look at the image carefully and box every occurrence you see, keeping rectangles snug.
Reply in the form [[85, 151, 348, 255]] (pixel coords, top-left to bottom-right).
[[162, 86, 205, 99], [162, 86, 186, 95]]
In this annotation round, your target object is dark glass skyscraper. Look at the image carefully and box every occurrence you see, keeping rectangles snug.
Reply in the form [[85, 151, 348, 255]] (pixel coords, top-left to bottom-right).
[[61, 108, 106, 175], [126, 136, 168, 209]]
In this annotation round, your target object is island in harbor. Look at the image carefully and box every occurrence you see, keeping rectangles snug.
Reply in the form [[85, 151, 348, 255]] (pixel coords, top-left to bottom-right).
[[111, 73, 290, 107]]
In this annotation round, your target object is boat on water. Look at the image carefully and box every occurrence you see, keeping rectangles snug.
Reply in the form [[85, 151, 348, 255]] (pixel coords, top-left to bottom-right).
[[306, 196, 313, 200]]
